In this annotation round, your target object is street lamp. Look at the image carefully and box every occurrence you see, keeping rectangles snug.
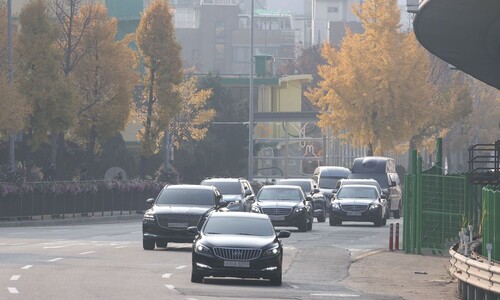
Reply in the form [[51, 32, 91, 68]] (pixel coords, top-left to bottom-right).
[[248, 0, 254, 181]]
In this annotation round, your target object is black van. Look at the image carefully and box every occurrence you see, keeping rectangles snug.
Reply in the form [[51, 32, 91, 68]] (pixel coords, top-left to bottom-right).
[[349, 157, 403, 219]]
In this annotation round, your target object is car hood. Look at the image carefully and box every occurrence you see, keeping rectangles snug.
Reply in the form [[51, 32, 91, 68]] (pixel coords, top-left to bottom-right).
[[202, 235, 276, 249], [256, 201, 302, 208], [222, 194, 242, 202], [334, 198, 377, 205], [152, 205, 212, 214]]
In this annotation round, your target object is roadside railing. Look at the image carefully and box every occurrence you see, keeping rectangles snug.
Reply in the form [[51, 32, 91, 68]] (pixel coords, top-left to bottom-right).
[[449, 243, 500, 299], [0, 180, 164, 221]]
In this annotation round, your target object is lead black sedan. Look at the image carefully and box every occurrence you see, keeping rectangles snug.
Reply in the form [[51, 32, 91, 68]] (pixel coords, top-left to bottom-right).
[[189, 212, 290, 285]]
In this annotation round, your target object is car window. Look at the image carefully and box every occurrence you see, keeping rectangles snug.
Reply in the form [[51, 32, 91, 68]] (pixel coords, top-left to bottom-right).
[[156, 188, 215, 205], [348, 173, 390, 188], [337, 186, 377, 199], [203, 216, 274, 236], [258, 188, 302, 201], [318, 176, 345, 189], [277, 180, 311, 193], [201, 181, 241, 194]]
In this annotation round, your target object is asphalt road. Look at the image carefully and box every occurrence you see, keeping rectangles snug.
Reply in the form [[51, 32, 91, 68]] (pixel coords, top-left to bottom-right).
[[0, 218, 404, 300]]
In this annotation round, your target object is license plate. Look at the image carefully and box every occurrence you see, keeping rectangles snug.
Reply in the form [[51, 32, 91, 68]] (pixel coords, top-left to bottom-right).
[[347, 212, 362, 216], [224, 261, 250, 268], [269, 215, 285, 221], [168, 223, 188, 228]]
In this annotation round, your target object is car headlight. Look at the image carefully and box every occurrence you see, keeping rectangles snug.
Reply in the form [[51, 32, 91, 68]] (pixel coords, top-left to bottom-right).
[[143, 212, 155, 221], [250, 206, 261, 213], [294, 207, 305, 213], [331, 201, 340, 210], [369, 202, 380, 210], [263, 247, 281, 257], [194, 243, 212, 256]]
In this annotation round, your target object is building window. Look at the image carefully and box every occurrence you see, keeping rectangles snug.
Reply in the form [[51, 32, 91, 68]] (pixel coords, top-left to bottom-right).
[[328, 6, 339, 13]]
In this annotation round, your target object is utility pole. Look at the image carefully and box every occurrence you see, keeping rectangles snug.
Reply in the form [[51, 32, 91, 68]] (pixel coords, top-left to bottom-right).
[[248, 0, 254, 181], [7, 0, 15, 169]]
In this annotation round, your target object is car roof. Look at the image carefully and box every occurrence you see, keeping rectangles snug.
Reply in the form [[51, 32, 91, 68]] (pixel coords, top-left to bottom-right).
[[201, 177, 246, 182], [165, 184, 215, 190], [340, 178, 380, 184], [261, 184, 302, 190], [209, 211, 269, 220], [340, 184, 378, 189], [315, 166, 351, 176], [276, 178, 312, 183]]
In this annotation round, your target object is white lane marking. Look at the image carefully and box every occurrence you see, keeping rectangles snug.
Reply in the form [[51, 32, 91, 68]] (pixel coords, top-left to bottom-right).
[[310, 293, 360, 297], [43, 245, 65, 249], [0, 243, 6, 245], [11, 243, 28, 246], [21, 265, 33, 270], [175, 265, 186, 270], [289, 284, 299, 289], [79, 251, 95, 255], [165, 284, 175, 290], [47, 258, 63, 262], [115, 246, 128, 249], [7, 287, 19, 294], [186, 298, 198, 300], [10, 275, 20, 281], [162, 273, 172, 279]]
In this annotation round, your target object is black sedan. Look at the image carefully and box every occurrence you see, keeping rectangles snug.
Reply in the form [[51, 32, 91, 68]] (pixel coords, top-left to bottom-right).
[[142, 184, 225, 250], [329, 184, 387, 227], [189, 212, 290, 285], [248, 185, 314, 232], [275, 178, 327, 222]]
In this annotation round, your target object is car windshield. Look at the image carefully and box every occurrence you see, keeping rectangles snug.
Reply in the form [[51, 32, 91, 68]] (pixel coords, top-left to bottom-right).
[[203, 216, 275, 236], [277, 180, 311, 193], [156, 188, 214, 206], [202, 181, 241, 194], [348, 174, 389, 188], [257, 188, 302, 201], [318, 176, 345, 189], [337, 186, 378, 199]]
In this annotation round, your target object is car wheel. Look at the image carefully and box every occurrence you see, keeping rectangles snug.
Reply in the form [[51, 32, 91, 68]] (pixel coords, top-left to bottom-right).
[[329, 216, 342, 226], [156, 241, 167, 248], [191, 270, 203, 283], [269, 272, 282, 286], [143, 239, 155, 250], [298, 216, 308, 232]]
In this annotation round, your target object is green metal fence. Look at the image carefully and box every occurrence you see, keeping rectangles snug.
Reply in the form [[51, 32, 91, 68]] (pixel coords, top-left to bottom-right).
[[482, 186, 500, 261]]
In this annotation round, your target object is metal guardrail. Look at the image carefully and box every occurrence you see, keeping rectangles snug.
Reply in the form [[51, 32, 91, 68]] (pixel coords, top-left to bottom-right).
[[449, 243, 500, 298]]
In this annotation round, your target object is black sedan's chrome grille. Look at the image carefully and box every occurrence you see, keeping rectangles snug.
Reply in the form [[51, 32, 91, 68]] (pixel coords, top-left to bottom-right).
[[213, 247, 262, 260], [341, 205, 368, 212], [262, 208, 292, 216], [156, 213, 201, 228]]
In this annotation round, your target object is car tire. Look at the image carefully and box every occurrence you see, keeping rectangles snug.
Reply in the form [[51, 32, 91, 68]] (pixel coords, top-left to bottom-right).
[[156, 241, 167, 248], [143, 239, 155, 250], [298, 216, 308, 232], [329, 216, 342, 226], [191, 271, 203, 283], [269, 272, 282, 286]]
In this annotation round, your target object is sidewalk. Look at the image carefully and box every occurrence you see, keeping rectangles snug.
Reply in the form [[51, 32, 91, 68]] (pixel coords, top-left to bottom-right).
[[342, 249, 459, 300]]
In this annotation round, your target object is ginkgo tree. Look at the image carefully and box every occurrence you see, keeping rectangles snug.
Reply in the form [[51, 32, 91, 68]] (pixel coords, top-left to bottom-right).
[[135, 0, 183, 175], [306, 0, 438, 155], [72, 3, 138, 176]]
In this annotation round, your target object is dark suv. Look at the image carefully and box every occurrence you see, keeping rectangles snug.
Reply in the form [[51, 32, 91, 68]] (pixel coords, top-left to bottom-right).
[[142, 184, 224, 250], [200, 177, 255, 211], [275, 178, 327, 222]]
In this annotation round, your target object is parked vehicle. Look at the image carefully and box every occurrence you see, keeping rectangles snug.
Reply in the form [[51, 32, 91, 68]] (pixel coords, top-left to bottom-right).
[[189, 212, 290, 285], [329, 184, 387, 227], [200, 177, 255, 211], [142, 184, 226, 250], [275, 178, 327, 222], [349, 156, 403, 219], [312, 166, 351, 200], [247, 185, 314, 232]]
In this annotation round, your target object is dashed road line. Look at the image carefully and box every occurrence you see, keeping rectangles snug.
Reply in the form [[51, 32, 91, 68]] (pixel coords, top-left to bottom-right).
[[115, 246, 128, 249], [175, 265, 186, 270], [289, 284, 299, 289], [10, 275, 20, 281], [162, 273, 172, 279], [21, 265, 33, 270], [310, 293, 360, 297], [47, 258, 63, 262], [79, 251, 95, 255], [7, 287, 19, 294], [165, 284, 175, 289], [11, 243, 28, 246]]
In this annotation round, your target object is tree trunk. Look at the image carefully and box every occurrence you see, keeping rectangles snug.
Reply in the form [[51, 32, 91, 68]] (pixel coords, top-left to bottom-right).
[[86, 125, 97, 178]]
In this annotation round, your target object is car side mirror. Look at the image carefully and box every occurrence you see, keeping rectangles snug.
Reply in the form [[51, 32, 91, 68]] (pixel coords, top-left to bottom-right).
[[332, 188, 338, 194], [381, 194, 387, 200], [277, 230, 291, 238], [305, 196, 313, 202], [187, 226, 199, 235], [247, 195, 255, 202], [313, 188, 320, 194], [390, 181, 397, 187], [146, 198, 155, 206], [218, 200, 229, 208], [244, 189, 252, 196]]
